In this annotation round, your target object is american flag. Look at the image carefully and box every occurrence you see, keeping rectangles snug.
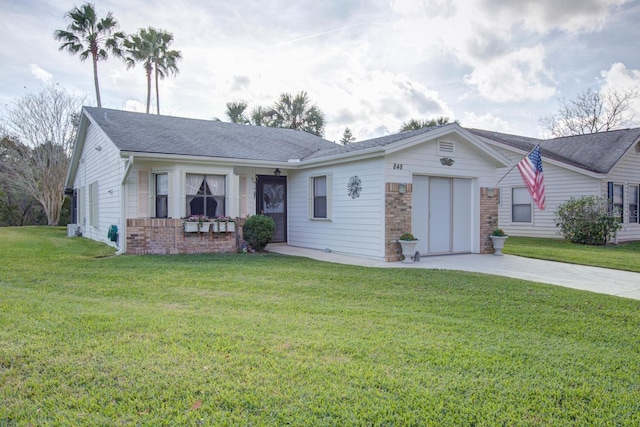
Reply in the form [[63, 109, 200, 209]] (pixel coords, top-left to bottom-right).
[[517, 144, 546, 210]]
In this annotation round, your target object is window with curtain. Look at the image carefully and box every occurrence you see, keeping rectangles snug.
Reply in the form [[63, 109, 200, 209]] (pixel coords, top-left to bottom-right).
[[512, 187, 532, 223], [186, 174, 225, 217], [629, 185, 638, 224], [155, 174, 168, 218]]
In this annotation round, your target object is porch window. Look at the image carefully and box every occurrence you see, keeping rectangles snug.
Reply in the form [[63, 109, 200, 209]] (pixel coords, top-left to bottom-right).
[[512, 187, 531, 223], [608, 182, 624, 223], [309, 174, 332, 220], [186, 174, 225, 217], [629, 185, 639, 224], [155, 174, 168, 218]]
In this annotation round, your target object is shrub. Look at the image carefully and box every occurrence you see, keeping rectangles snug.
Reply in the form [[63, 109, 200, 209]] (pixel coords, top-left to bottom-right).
[[242, 215, 276, 251], [399, 232, 417, 241], [555, 196, 621, 245]]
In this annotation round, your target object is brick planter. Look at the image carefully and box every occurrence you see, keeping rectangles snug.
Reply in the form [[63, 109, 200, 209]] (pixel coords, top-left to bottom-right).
[[126, 218, 238, 255]]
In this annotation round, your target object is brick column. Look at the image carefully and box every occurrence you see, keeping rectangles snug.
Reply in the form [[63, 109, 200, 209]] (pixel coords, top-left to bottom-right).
[[480, 187, 500, 254], [385, 183, 412, 262]]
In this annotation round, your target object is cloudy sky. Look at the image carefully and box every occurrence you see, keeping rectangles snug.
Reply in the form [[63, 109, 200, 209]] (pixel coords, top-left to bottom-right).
[[1, 0, 639, 142]]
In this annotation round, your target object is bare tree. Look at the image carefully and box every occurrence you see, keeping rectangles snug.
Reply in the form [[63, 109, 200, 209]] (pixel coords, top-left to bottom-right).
[[0, 84, 84, 225], [540, 88, 638, 137]]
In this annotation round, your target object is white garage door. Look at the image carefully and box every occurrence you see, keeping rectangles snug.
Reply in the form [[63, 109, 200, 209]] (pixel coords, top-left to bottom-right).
[[412, 176, 472, 255]]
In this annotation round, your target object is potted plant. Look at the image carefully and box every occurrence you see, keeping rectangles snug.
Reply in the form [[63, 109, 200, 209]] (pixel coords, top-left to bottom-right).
[[398, 232, 419, 263], [183, 215, 212, 233], [489, 228, 508, 255], [212, 216, 236, 233]]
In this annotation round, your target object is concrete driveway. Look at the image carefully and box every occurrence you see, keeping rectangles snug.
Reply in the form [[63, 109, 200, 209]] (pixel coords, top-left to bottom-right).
[[266, 244, 640, 301]]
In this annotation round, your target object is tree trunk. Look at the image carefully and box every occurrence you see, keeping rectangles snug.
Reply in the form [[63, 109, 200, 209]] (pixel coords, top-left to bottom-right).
[[155, 61, 160, 115], [145, 63, 152, 114], [93, 55, 102, 108]]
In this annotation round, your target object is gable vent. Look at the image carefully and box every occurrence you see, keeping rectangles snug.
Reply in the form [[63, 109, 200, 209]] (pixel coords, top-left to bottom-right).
[[438, 141, 454, 154]]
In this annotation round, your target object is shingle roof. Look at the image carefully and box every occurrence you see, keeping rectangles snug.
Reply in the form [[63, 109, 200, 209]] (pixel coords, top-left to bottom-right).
[[302, 125, 449, 160], [84, 107, 339, 162], [469, 128, 640, 174]]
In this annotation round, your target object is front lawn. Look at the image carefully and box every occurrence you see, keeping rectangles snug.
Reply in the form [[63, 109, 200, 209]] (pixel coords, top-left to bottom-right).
[[1, 227, 639, 425], [504, 236, 640, 272]]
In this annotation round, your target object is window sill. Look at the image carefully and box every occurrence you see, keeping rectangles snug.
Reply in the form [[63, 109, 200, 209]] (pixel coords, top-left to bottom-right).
[[309, 218, 332, 222]]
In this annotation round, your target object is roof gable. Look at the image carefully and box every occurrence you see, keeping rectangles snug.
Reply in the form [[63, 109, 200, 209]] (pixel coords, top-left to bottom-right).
[[470, 128, 640, 174]]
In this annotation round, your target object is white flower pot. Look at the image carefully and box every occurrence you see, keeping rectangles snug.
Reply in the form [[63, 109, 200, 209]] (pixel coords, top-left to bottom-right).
[[212, 222, 236, 233], [398, 240, 419, 263], [184, 222, 211, 233], [490, 235, 508, 255]]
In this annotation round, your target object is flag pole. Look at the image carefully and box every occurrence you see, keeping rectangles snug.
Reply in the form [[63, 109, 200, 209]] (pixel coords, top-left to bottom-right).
[[495, 146, 537, 186]]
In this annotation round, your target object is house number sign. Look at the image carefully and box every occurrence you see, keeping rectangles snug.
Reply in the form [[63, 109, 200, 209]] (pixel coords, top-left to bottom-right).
[[348, 175, 362, 199], [393, 163, 403, 170]]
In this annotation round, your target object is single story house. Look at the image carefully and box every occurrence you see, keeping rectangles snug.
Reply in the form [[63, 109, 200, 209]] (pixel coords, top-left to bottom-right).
[[65, 107, 511, 261], [470, 128, 640, 242]]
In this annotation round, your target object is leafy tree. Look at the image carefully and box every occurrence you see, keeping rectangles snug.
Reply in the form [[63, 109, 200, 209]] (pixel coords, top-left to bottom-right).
[[555, 196, 621, 245], [400, 116, 456, 132], [0, 85, 84, 226], [54, 2, 124, 107], [340, 127, 355, 145], [540, 88, 638, 137], [124, 27, 181, 114]]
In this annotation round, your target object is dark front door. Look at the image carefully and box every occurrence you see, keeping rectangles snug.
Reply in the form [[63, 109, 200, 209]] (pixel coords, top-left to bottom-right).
[[256, 175, 287, 242]]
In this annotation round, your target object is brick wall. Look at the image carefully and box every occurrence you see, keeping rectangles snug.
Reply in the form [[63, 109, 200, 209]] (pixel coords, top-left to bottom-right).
[[480, 187, 500, 254], [126, 218, 238, 255], [385, 183, 412, 262]]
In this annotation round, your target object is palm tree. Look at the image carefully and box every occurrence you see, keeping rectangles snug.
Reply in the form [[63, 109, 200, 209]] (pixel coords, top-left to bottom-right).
[[225, 101, 249, 124], [400, 116, 456, 132], [123, 29, 155, 113], [271, 91, 325, 136], [152, 31, 181, 115], [54, 2, 124, 108], [124, 28, 181, 114]]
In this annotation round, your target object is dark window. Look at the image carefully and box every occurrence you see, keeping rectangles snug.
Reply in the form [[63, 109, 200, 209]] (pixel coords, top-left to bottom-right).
[[608, 182, 624, 223], [155, 174, 168, 218], [629, 185, 638, 224]]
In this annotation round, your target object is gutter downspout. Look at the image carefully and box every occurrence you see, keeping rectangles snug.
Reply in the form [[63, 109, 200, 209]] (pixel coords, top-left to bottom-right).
[[116, 155, 134, 255]]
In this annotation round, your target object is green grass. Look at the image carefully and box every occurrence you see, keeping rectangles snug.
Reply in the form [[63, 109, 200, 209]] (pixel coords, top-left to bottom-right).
[[1, 227, 639, 426], [504, 236, 640, 273]]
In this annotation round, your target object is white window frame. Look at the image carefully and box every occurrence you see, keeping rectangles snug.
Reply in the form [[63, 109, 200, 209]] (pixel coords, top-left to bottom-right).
[[308, 174, 332, 221], [512, 187, 532, 223]]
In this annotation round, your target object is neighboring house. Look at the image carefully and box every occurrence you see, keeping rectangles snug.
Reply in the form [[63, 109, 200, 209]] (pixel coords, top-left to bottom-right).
[[471, 128, 640, 242], [65, 107, 510, 261]]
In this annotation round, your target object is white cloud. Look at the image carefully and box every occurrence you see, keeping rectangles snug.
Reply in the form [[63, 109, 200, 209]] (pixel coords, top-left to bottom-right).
[[600, 62, 640, 126], [29, 64, 53, 82], [461, 112, 513, 133], [463, 45, 556, 103]]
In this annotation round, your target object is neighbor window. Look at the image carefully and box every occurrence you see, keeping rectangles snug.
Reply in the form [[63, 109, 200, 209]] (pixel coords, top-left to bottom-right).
[[309, 174, 332, 220], [608, 182, 624, 223], [155, 174, 168, 218], [186, 174, 225, 217], [629, 185, 639, 224], [512, 187, 532, 223]]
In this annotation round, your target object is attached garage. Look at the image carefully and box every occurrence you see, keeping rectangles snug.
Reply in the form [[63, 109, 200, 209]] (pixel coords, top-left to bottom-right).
[[412, 176, 473, 255]]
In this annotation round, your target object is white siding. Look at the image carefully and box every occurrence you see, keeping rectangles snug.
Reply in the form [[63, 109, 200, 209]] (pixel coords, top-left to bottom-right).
[[602, 147, 640, 241], [492, 146, 600, 238], [288, 158, 386, 259], [386, 135, 499, 186], [72, 123, 124, 249]]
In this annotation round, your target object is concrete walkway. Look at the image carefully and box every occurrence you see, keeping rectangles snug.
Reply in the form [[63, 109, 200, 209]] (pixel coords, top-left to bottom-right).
[[266, 244, 640, 301]]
